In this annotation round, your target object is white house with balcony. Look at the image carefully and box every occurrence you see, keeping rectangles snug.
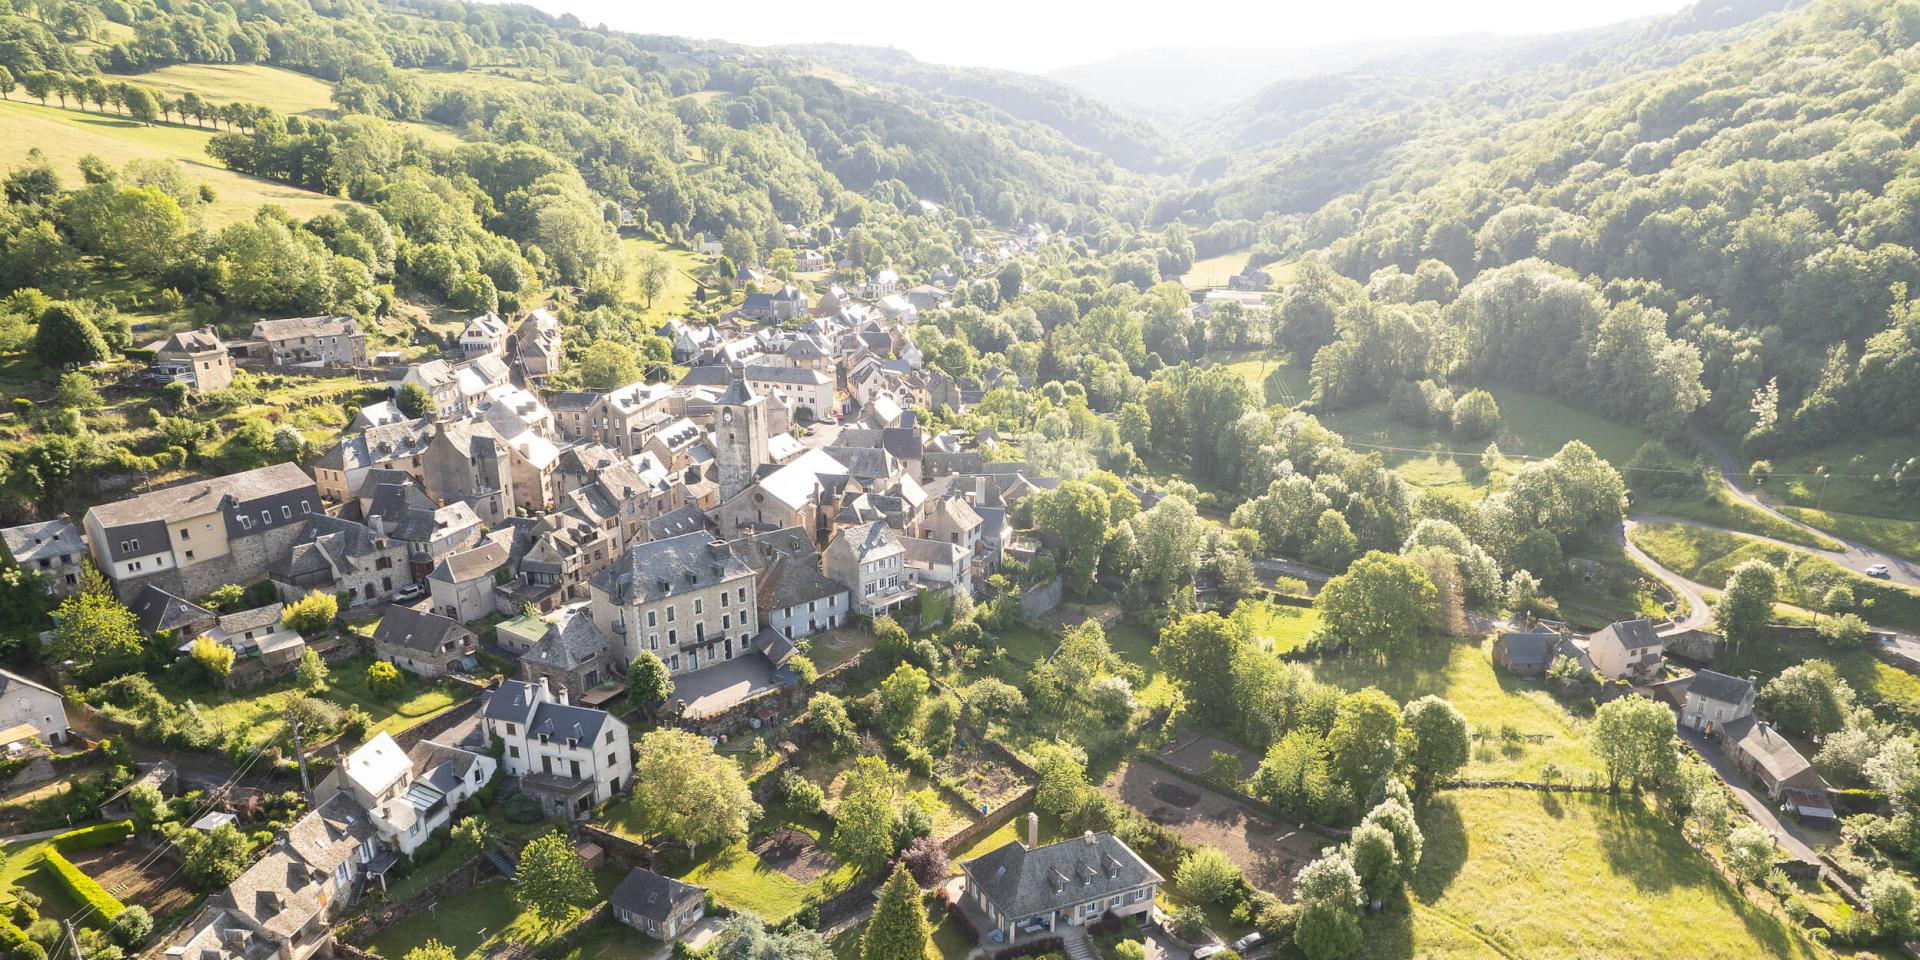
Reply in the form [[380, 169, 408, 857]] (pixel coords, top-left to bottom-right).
[[315, 731, 494, 859]]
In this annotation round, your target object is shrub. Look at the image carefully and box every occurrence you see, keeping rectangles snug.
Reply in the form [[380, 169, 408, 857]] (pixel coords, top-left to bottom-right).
[[502, 791, 544, 824], [44, 850, 124, 919], [52, 820, 134, 852], [992, 936, 1062, 960], [1175, 846, 1243, 904], [108, 906, 151, 949], [367, 660, 403, 699]]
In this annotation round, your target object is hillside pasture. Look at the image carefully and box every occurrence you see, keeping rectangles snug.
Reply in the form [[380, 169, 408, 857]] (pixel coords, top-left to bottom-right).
[[0, 98, 355, 225], [1358, 789, 1820, 959], [129, 63, 337, 116]]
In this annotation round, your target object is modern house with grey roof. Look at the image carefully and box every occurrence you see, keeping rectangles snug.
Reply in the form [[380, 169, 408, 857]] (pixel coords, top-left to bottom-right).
[[2, 517, 87, 597], [428, 534, 512, 623], [610, 867, 706, 941], [316, 731, 494, 859], [483, 677, 630, 820], [959, 819, 1161, 943]]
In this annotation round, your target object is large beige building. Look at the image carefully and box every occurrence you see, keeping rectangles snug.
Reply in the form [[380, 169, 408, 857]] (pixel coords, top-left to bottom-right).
[[82, 462, 320, 599]]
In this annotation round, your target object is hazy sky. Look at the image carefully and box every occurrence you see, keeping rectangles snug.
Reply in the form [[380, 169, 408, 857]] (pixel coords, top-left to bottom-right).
[[517, 0, 1698, 73]]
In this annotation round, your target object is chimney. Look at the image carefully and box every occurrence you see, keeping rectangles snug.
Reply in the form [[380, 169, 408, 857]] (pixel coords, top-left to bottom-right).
[[1026, 812, 1038, 850], [1083, 830, 1096, 845], [554, 683, 569, 706], [538, 675, 552, 702]]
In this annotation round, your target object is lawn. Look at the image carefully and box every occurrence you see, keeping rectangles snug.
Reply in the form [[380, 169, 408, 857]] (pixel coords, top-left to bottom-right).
[[1357, 789, 1819, 959], [1235, 600, 1320, 655], [991, 622, 1058, 665], [1305, 638, 1600, 783], [0, 837, 86, 925], [1316, 384, 1652, 497], [655, 835, 858, 925], [368, 867, 626, 960], [126, 63, 337, 116], [1781, 506, 1920, 563], [137, 654, 468, 752], [0, 97, 356, 225], [1180, 250, 1290, 290]]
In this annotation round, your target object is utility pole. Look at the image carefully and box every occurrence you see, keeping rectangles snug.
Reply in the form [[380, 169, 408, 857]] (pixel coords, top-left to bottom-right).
[[290, 715, 311, 794], [63, 919, 84, 960]]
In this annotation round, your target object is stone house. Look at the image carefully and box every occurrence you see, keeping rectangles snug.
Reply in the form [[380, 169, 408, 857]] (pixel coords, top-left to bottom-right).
[[610, 868, 706, 942], [824, 521, 915, 617], [428, 534, 512, 623], [83, 462, 321, 600], [155, 326, 233, 392], [959, 822, 1161, 942], [0, 517, 87, 597], [373, 605, 478, 677], [588, 531, 760, 677], [249, 315, 366, 368]]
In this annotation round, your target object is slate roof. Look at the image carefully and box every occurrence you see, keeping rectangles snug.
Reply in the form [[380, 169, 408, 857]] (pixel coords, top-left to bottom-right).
[[591, 532, 752, 605], [373, 605, 467, 653], [216, 604, 285, 637], [1494, 632, 1559, 666], [962, 833, 1162, 918], [158, 327, 222, 354], [527, 697, 610, 743], [1689, 669, 1755, 707], [1720, 716, 1824, 790], [0, 668, 59, 700], [522, 608, 609, 671], [0, 518, 83, 564], [648, 504, 712, 541], [1594, 619, 1662, 651], [252, 316, 359, 341], [431, 536, 510, 584], [128, 584, 215, 636], [610, 868, 704, 924], [744, 365, 832, 386], [88, 462, 316, 529]]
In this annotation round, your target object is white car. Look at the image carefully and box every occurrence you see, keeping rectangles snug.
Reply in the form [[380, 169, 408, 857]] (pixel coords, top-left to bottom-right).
[[1867, 563, 1892, 579], [1231, 932, 1264, 953], [1191, 947, 1223, 960]]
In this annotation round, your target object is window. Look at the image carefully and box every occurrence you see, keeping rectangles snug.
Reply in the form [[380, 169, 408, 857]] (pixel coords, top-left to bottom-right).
[[184, 550, 195, 560], [722, 614, 730, 630], [605, 731, 614, 744], [667, 629, 677, 645], [281, 505, 293, 519], [693, 598, 702, 616], [646, 610, 657, 628], [261, 510, 272, 525], [301, 500, 312, 514], [505, 723, 516, 735], [179, 528, 190, 540], [739, 587, 747, 603], [608, 752, 617, 766], [666, 606, 676, 623], [508, 745, 520, 758], [1109, 896, 1122, 909], [648, 633, 658, 650]]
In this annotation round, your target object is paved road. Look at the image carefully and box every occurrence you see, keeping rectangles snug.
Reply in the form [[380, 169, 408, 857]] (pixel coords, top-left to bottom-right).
[[1678, 727, 1820, 862], [1617, 518, 1714, 634], [1690, 427, 1920, 589]]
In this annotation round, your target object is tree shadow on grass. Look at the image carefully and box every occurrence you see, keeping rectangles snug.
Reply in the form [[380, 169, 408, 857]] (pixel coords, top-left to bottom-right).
[[1408, 795, 1468, 904]]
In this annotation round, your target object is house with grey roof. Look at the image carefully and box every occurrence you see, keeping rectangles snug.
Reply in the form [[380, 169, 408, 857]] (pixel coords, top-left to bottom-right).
[[731, 526, 848, 641], [167, 793, 379, 960], [0, 517, 86, 597], [0, 668, 69, 745], [1587, 618, 1665, 681], [316, 731, 494, 859], [588, 531, 760, 677], [373, 605, 478, 678], [823, 521, 914, 617], [82, 461, 321, 599], [154, 325, 232, 391], [428, 533, 512, 623], [128, 584, 218, 641], [610, 867, 706, 941], [249, 315, 365, 368], [958, 820, 1161, 943], [1715, 715, 1834, 821], [1492, 631, 1563, 676], [270, 513, 413, 608], [483, 677, 630, 820], [1681, 669, 1756, 732], [184, 603, 306, 689], [519, 605, 621, 707]]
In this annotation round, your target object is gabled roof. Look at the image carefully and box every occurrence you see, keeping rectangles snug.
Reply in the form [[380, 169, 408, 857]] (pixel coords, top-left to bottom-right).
[[1495, 632, 1560, 665], [373, 605, 467, 653], [1688, 669, 1755, 707], [1594, 618, 1662, 651], [430, 537, 511, 584], [128, 584, 215, 636], [592, 531, 752, 605], [0, 518, 83, 564], [88, 462, 316, 529], [522, 608, 609, 671]]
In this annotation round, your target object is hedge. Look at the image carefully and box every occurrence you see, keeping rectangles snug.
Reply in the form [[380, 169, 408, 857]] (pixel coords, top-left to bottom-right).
[[52, 820, 134, 853], [44, 850, 125, 920]]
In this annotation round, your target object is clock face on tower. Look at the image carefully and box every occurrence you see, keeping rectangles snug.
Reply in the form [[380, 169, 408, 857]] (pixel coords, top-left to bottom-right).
[[723, 410, 734, 424]]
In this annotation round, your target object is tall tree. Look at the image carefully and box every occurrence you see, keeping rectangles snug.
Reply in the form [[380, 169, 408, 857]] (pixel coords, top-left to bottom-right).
[[33, 302, 110, 368], [861, 864, 931, 960], [1401, 695, 1470, 796], [1714, 559, 1778, 651], [1313, 551, 1437, 660], [1590, 697, 1678, 792]]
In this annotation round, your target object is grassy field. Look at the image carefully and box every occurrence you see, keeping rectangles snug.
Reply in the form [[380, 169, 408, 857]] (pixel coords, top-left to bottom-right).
[[136, 654, 468, 752], [1356, 789, 1819, 959], [621, 237, 705, 325], [1767, 435, 1920, 523], [1306, 638, 1600, 783], [1180, 250, 1290, 289], [1236, 600, 1321, 655], [1315, 384, 1652, 498], [1628, 521, 1920, 629], [1782, 505, 1920, 563], [0, 98, 355, 225], [655, 832, 859, 924], [1206, 350, 1311, 407], [1638, 493, 1842, 551], [369, 867, 626, 960], [128, 63, 337, 116]]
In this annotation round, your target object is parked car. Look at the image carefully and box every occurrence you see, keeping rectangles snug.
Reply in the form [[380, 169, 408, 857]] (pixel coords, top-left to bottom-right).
[[391, 583, 426, 602], [1192, 947, 1223, 960], [1231, 932, 1264, 953], [1867, 563, 1891, 579]]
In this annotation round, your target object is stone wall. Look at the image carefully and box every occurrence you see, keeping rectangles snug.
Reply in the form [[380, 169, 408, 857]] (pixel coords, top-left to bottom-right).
[[1019, 578, 1064, 619], [391, 693, 485, 752]]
